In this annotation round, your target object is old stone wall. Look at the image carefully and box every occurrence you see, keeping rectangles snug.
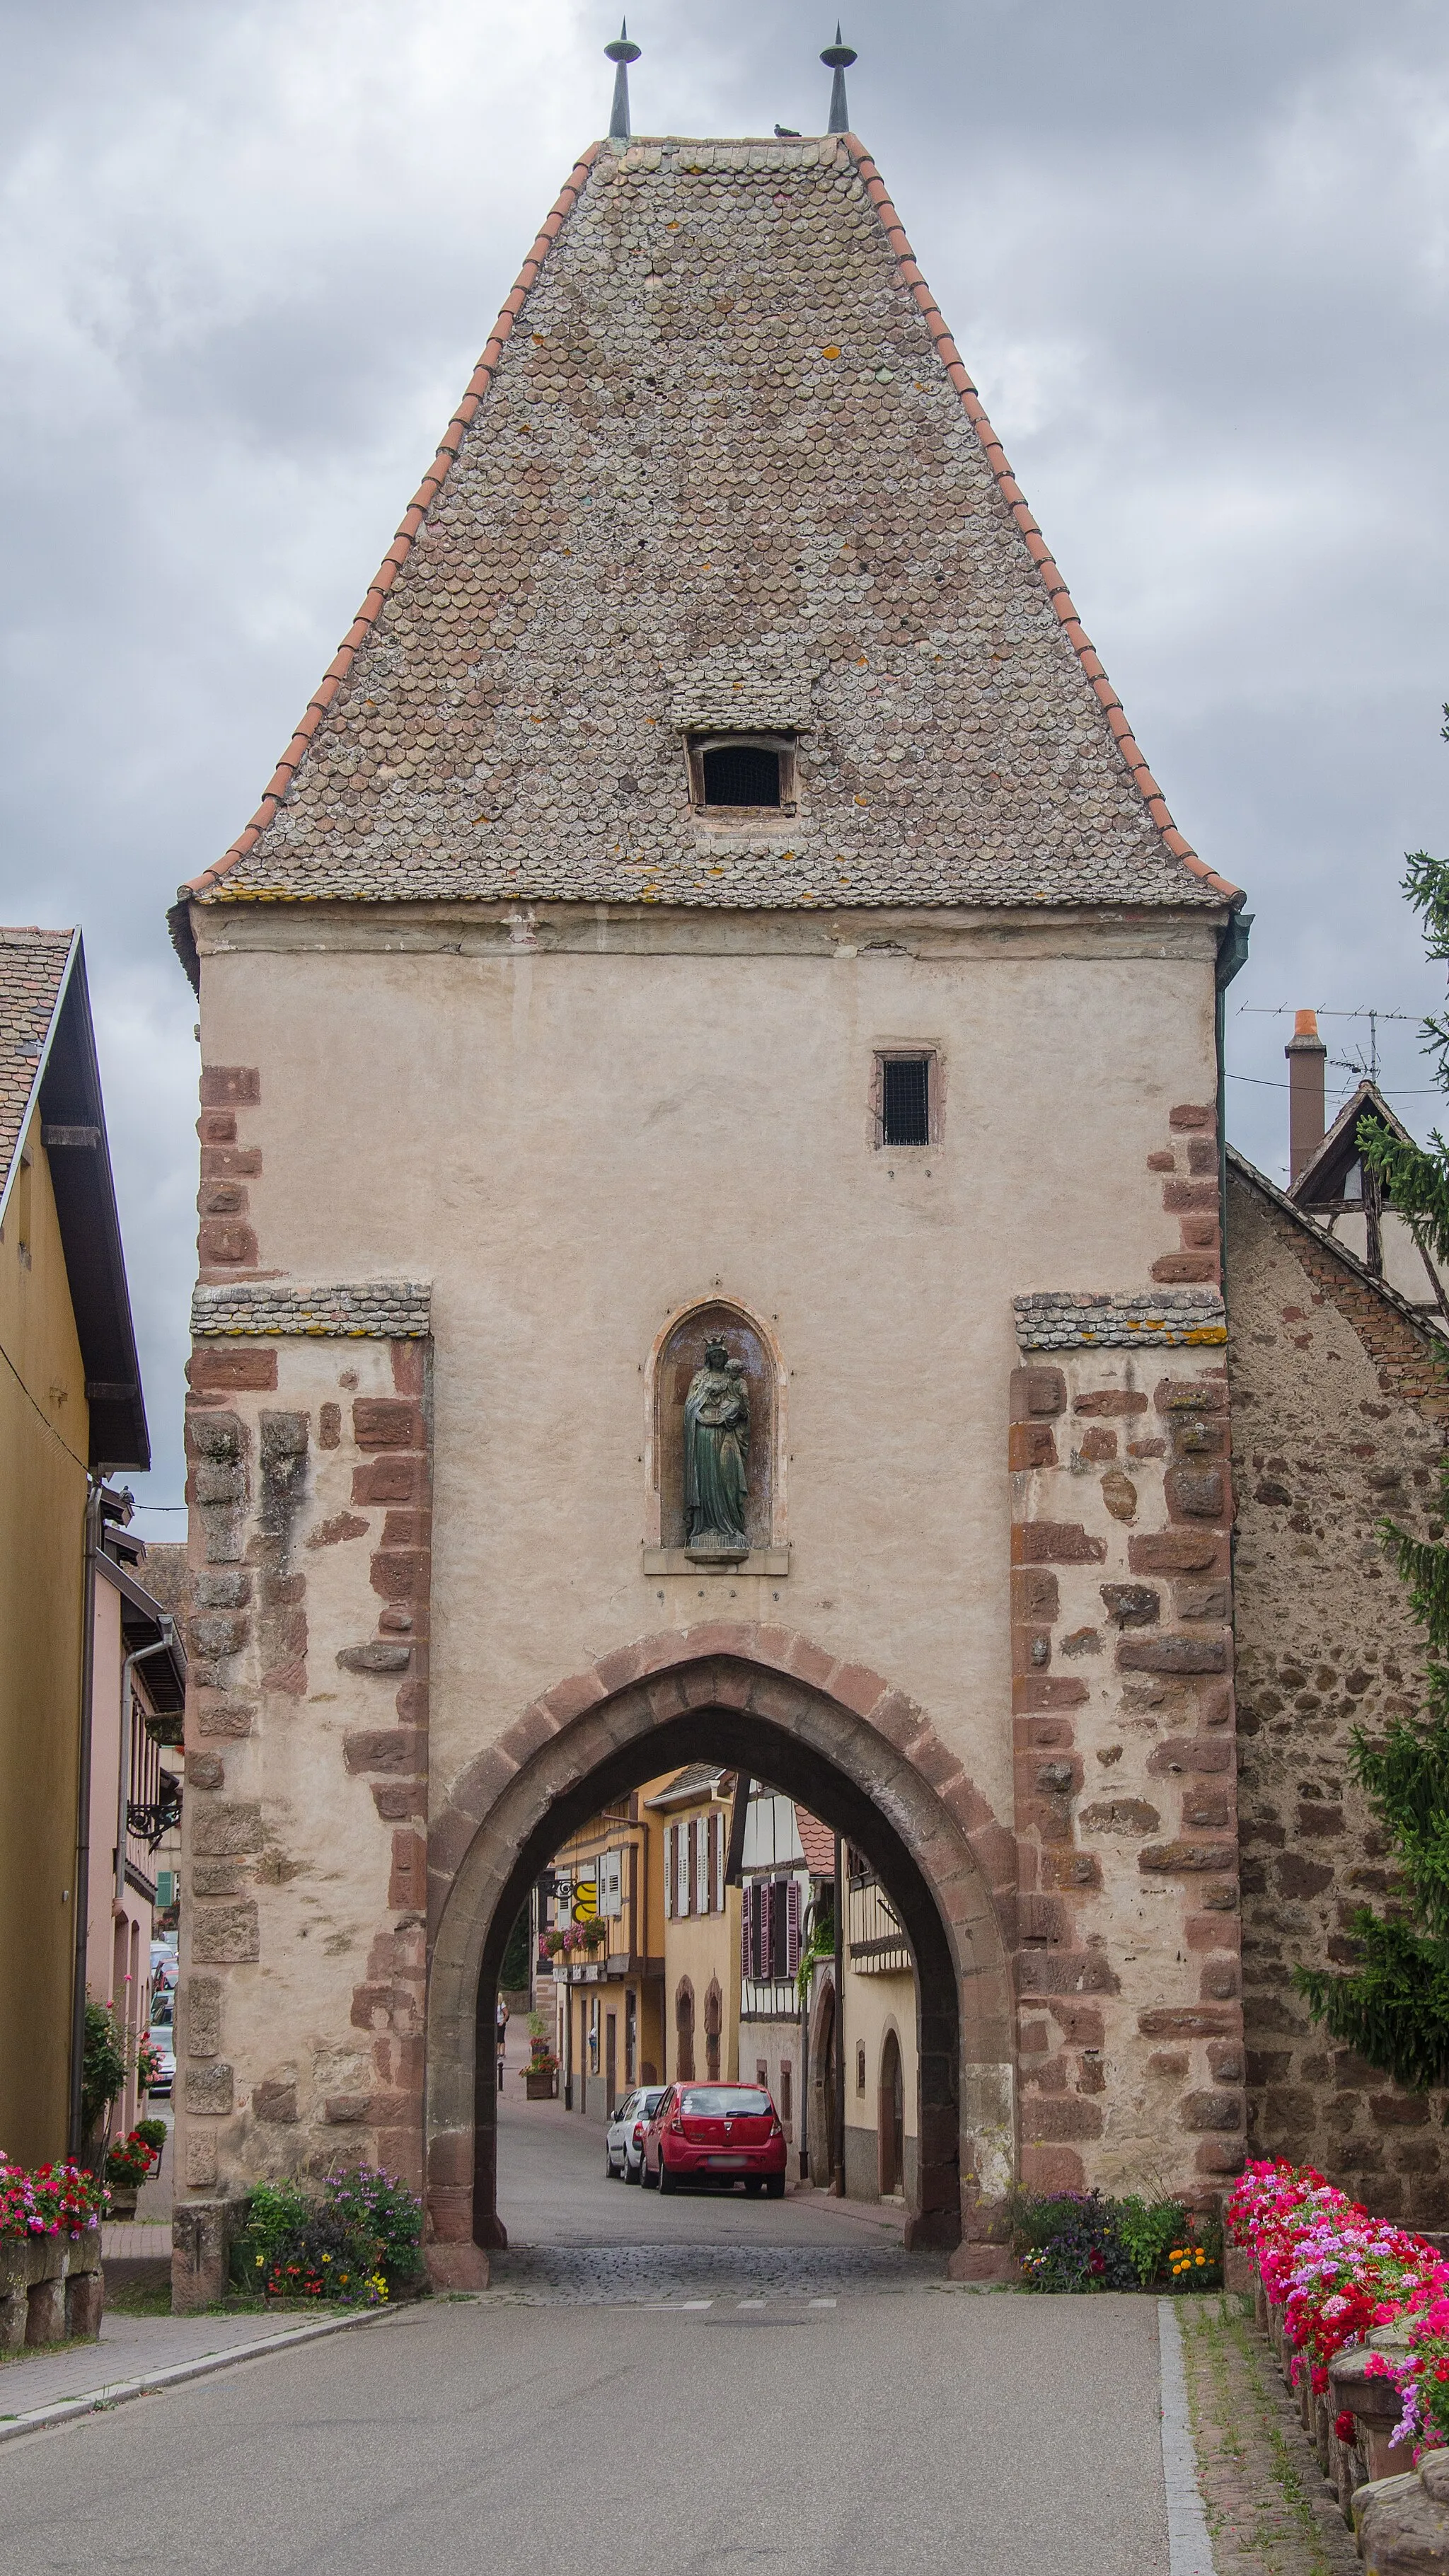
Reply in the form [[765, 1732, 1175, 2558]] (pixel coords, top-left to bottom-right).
[[174, 1259, 434, 2247], [1227, 1160, 1449, 2219], [1011, 1112, 1241, 2205]]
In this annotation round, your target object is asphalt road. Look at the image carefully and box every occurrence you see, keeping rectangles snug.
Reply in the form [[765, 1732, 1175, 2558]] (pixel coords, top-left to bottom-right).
[[494, 2037, 911, 2252], [2, 2290, 1170, 2576], [1, 2057, 1174, 2572]]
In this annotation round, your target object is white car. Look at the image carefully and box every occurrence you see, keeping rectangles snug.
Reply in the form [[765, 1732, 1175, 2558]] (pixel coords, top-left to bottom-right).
[[145, 1987, 176, 2097], [606, 2086, 667, 2183]]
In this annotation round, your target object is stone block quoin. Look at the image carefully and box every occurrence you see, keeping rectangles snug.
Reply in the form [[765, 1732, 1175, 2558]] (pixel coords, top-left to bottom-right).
[[196, 1067, 260, 1277]]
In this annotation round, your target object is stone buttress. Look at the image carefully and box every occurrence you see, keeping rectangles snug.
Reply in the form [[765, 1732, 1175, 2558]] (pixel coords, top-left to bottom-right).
[[173, 1266, 432, 2309]]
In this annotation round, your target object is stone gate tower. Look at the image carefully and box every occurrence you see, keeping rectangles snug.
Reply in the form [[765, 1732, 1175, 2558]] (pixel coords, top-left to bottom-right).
[[168, 92, 1247, 2299]]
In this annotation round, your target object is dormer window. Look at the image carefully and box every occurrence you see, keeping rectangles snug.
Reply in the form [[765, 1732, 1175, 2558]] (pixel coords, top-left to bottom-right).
[[688, 732, 797, 815]]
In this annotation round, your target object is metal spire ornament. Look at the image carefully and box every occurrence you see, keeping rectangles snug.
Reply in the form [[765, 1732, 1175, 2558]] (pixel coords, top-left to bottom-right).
[[820, 25, 856, 135], [605, 21, 641, 141]]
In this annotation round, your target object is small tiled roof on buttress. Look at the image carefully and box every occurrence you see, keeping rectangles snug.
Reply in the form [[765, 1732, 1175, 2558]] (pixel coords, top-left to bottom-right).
[[188, 135, 1238, 918]]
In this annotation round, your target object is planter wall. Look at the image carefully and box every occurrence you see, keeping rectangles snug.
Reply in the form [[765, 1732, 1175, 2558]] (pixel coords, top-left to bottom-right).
[[0, 2234, 103, 2351], [1239, 2246, 1449, 2570], [1353, 2451, 1449, 2571]]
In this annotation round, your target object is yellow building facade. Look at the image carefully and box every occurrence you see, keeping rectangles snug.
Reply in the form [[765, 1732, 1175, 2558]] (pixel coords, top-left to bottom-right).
[[0, 930, 152, 2164]]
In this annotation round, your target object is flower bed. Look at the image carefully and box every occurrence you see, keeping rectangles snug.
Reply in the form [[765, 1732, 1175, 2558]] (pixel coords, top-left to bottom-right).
[[0, 2155, 106, 2349], [105, 2130, 159, 2193], [229, 2164, 425, 2306], [1, 2155, 108, 2243], [1011, 2190, 1222, 2293], [1228, 2161, 1449, 2448], [1225, 2151, 1449, 2568]]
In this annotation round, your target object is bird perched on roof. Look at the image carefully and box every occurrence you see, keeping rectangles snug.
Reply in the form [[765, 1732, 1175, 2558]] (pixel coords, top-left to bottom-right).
[[774, 124, 800, 137]]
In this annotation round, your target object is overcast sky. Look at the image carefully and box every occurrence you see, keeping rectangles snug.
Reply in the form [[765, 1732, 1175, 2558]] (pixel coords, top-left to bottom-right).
[[2, 0, 1447, 1518]]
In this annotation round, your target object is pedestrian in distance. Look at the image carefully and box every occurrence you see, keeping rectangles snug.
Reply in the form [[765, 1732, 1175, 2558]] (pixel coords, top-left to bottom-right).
[[496, 1994, 509, 2092]]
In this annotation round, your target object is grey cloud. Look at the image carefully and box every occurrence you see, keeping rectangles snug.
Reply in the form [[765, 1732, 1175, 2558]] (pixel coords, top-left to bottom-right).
[[1, 0, 1446, 1513]]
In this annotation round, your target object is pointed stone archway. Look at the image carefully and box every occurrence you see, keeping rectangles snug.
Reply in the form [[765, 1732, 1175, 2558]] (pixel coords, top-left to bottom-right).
[[425, 1627, 1017, 2280]]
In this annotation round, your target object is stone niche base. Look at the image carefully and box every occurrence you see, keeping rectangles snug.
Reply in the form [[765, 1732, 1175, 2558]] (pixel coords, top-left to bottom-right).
[[0, 2234, 104, 2350]]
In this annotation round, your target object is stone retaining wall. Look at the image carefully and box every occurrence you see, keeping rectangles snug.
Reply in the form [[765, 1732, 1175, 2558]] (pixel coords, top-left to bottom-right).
[[0, 2234, 103, 2350]]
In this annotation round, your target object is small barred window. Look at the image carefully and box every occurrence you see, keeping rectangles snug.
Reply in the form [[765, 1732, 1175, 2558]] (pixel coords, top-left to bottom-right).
[[881, 1056, 931, 1148]]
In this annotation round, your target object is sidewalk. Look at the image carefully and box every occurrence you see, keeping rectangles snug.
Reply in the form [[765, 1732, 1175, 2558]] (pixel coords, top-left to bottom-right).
[[0, 2302, 386, 2439]]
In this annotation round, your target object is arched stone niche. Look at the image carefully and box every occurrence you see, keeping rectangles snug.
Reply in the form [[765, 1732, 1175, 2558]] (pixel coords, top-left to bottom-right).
[[646, 1299, 783, 1552]]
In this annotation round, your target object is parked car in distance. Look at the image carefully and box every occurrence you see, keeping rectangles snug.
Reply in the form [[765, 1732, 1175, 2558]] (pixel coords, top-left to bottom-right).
[[642, 2084, 787, 2196], [144, 2023, 176, 2097], [145, 1986, 176, 2097], [606, 2086, 668, 2183]]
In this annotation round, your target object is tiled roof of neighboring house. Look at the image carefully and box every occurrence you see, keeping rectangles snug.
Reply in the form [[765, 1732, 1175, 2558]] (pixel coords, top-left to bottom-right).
[[644, 1762, 727, 1809], [794, 1808, 836, 1876], [1228, 1146, 1448, 1348], [179, 134, 1238, 942], [0, 927, 76, 1206], [1289, 1078, 1411, 1209], [0, 925, 149, 1472]]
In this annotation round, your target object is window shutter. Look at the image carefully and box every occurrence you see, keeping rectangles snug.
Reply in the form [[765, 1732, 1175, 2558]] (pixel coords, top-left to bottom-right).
[[741, 1884, 751, 1982], [708, 1810, 720, 1915], [759, 1881, 773, 1982], [665, 1825, 675, 1919], [687, 1818, 698, 1917], [786, 1878, 801, 1977]]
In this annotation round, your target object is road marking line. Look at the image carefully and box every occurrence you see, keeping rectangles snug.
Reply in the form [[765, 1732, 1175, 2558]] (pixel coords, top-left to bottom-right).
[[1158, 2297, 1216, 2576], [808, 2298, 837, 2309]]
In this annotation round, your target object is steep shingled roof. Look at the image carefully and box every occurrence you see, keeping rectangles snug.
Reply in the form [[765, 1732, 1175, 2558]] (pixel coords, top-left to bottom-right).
[[0, 927, 75, 1208], [185, 134, 1238, 923], [0, 926, 149, 1472]]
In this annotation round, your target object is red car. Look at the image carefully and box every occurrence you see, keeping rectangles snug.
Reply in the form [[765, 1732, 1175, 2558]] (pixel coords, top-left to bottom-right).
[[642, 2082, 787, 2196]]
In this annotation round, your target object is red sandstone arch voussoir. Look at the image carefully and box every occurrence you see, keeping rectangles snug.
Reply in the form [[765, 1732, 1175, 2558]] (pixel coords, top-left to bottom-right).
[[429, 1627, 1015, 1967], [424, 1628, 1020, 2278]]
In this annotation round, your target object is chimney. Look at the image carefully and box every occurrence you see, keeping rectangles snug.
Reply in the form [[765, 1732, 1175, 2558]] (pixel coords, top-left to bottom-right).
[[1285, 1008, 1327, 1185]]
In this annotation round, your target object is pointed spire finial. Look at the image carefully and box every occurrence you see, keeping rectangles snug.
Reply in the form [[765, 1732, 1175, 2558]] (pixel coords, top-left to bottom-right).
[[820, 23, 857, 135], [605, 19, 641, 141]]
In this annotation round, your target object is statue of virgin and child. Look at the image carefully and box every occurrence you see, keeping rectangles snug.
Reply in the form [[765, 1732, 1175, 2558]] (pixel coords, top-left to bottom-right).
[[683, 1340, 751, 1559]]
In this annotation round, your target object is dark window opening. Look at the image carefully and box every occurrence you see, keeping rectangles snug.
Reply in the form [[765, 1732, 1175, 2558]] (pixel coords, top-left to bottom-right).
[[700, 742, 782, 808], [882, 1057, 930, 1147]]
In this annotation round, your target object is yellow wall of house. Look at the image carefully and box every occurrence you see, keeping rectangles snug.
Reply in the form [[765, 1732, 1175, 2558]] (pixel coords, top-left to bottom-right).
[[842, 1964, 918, 2200], [0, 1108, 89, 2164], [664, 1868, 740, 2085]]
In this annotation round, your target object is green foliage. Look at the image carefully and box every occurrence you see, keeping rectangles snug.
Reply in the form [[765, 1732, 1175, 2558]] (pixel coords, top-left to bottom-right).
[[499, 1905, 531, 1992], [1115, 2195, 1189, 2287], [230, 2166, 424, 2304], [81, 2002, 127, 2131], [795, 1894, 836, 2004], [134, 2118, 167, 2153], [1008, 2188, 1220, 2292], [1295, 1702, 1449, 2089], [1296, 721, 1449, 2091]]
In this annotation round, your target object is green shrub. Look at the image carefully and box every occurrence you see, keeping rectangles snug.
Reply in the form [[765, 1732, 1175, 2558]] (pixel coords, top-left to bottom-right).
[[1115, 2195, 1189, 2287], [81, 2002, 127, 2135], [1009, 2188, 1222, 2292], [229, 2166, 423, 2304]]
